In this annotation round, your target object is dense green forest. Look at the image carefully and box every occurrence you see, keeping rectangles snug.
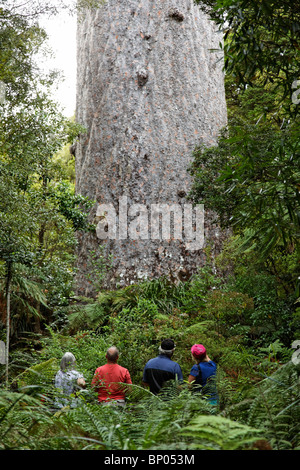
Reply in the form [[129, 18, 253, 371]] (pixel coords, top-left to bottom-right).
[[0, 0, 299, 451]]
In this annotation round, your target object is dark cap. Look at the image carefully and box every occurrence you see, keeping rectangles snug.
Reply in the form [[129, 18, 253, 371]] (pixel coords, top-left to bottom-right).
[[161, 339, 175, 351]]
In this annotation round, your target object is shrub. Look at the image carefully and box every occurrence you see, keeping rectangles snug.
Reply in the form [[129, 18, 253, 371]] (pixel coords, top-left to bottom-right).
[[205, 290, 254, 335]]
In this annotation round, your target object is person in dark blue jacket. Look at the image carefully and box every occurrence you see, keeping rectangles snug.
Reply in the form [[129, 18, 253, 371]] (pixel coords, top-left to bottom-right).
[[188, 344, 218, 405], [142, 339, 183, 395]]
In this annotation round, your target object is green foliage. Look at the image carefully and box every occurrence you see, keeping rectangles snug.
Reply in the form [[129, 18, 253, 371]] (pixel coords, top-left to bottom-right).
[[103, 298, 160, 381], [191, 0, 300, 303], [53, 144, 76, 183], [1, 0, 299, 452], [0, 390, 55, 450], [225, 74, 288, 126], [230, 361, 300, 450], [205, 289, 254, 335], [67, 272, 215, 335], [197, 0, 300, 115], [189, 123, 300, 262], [67, 301, 108, 333], [86, 247, 113, 292], [0, 3, 96, 345], [257, 340, 291, 374], [44, 328, 110, 387], [180, 414, 264, 450], [53, 181, 95, 232], [0, 6, 47, 103], [230, 272, 298, 346], [1, 273, 299, 450], [16, 358, 58, 390], [0, 263, 48, 339]]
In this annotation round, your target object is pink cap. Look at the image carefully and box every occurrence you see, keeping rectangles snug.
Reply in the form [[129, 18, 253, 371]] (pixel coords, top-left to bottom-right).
[[191, 344, 206, 358]]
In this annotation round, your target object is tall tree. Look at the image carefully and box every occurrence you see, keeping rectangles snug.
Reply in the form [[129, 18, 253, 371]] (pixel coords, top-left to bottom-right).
[[75, 0, 228, 293]]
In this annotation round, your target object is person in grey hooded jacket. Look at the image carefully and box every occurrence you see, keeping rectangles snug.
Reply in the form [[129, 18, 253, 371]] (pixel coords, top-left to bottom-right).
[[54, 352, 86, 408]]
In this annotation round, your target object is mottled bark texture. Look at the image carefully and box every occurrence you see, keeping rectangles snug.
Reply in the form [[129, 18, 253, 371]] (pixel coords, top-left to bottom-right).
[[75, 0, 228, 295]]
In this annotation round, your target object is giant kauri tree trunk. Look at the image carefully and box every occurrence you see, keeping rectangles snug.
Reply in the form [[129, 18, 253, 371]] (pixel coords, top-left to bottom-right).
[[75, 0, 227, 295]]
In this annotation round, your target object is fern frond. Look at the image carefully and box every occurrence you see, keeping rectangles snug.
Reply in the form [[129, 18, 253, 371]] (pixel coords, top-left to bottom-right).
[[68, 302, 107, 330], [15, 358, 58, 389], [180, 415, 264, 450], [245, 361, 300, 449]]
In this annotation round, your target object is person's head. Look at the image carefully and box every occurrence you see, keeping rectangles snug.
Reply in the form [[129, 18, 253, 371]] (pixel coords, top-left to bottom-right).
[[191, 344, 207, 362], [60, 352, 76, 372], [106, 346, 119, 363], [159, 338, 176, 357]]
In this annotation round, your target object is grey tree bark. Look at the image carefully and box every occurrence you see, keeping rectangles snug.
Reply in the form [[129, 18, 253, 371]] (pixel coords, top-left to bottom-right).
[[75, 0, 228, 295]]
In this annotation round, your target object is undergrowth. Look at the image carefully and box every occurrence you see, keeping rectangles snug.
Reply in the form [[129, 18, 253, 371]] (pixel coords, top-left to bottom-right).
[[0, 271, 299, 450]]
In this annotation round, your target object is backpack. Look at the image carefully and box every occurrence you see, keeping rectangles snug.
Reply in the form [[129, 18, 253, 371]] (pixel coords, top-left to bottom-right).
[[192, 363, 203, 394], [193, 362, 218, 398]]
